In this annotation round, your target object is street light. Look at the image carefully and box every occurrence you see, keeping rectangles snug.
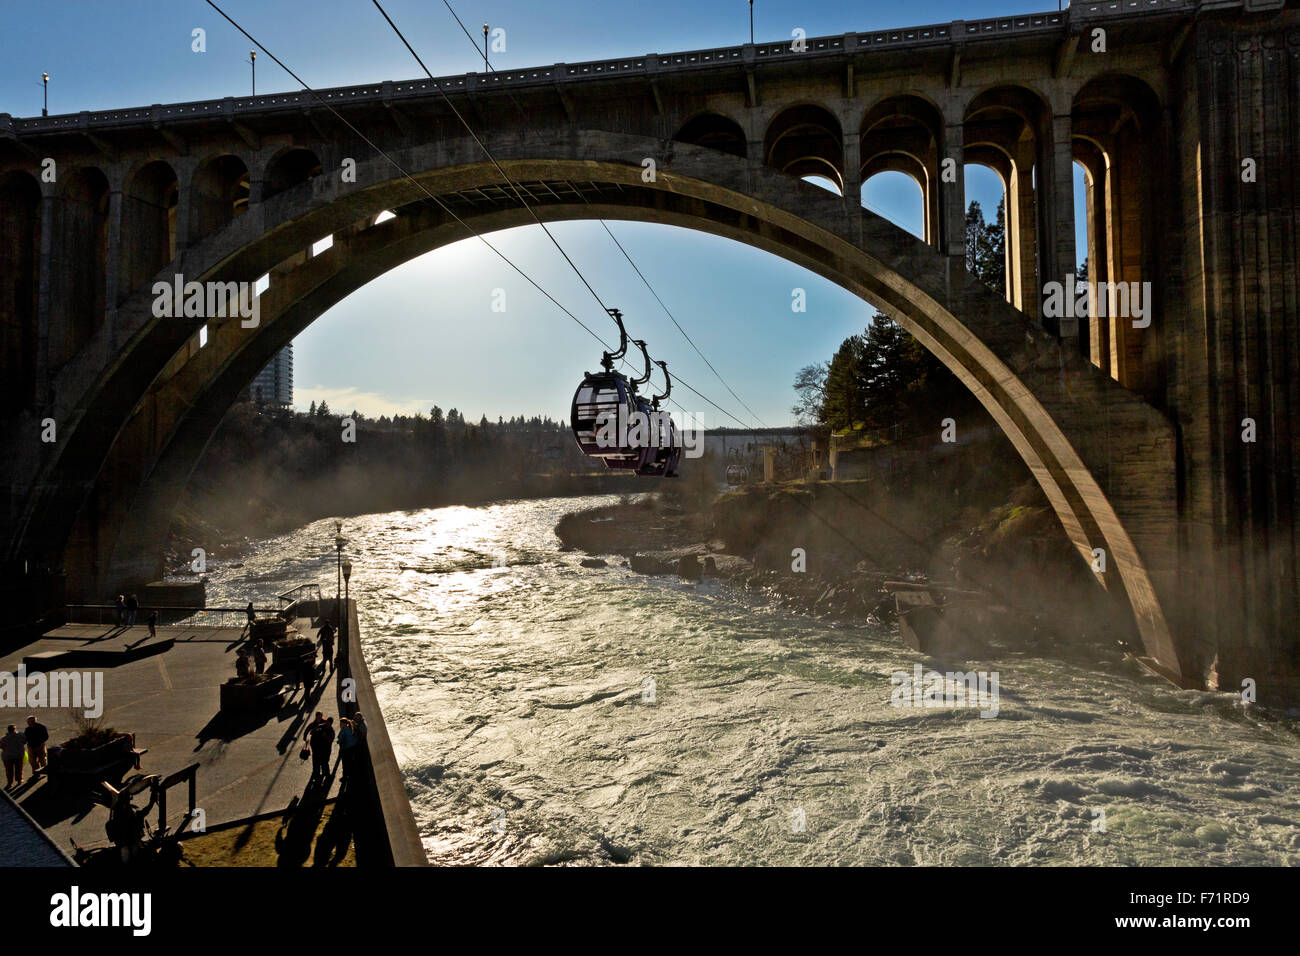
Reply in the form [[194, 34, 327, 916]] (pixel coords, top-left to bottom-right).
[[749, 1, 754, 44], [42, 72, 48, 116], [249, 50, 256, 96], [482, 23, 490, 72], [341, 558, 353, 651], [334, 521, 345, 627]]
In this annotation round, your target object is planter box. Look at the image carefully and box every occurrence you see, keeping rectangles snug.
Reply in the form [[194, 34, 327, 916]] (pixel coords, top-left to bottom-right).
[[271, 639, 316, 668], [220, 675, 286, 713], [50, 733, 133, 773], [251, 618, 289, 640]]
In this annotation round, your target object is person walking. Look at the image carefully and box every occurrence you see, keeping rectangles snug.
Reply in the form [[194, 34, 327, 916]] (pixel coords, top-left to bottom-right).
[[147, 610, 158, 639], [1, 725, 26, 788], [125, 593, 139, 626], [336, 718, 359, 786], [24, 717, 48, 774], [115, 594, 125, 626], [319, 622, 335, 672], [308, 716, 335, 785], [244, 601, 256, 638]]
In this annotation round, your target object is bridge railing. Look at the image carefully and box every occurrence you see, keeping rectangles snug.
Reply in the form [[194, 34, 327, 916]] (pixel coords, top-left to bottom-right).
[[4, 0, 1206, 133]]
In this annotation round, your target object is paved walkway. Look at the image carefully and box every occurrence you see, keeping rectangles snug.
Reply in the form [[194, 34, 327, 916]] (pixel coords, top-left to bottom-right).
[[1, 618, 342, 858]]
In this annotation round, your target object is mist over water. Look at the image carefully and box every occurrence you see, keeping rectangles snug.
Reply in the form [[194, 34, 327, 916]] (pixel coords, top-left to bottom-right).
[[202, 495, 1300, 865]]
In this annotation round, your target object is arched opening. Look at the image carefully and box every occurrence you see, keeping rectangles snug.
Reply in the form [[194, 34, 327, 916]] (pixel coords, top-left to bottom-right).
[[190, 154, 250, 245], [860, 95, 942, 245], [673, 112, 746, 159], [51, 166, 109, 367], [120, 160, 178, 303], [964, 86, 1048, 315], [263, 147, 323, 202], [960, 157, 1010, 302], [1072, 74, 1164, 402], [0, 170, 41, 410], [764, 104, 843, 194], [861, 168, 925, 240]]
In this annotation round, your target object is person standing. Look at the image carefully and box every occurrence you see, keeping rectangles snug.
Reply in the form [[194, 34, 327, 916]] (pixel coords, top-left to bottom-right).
[[336, 718, 359, 785], [308, 716, 335, 785], [147, 610, 158, 639], [1, 725, 26, 788], [115, 594, 125, 626], [125, 594, 139, 626], [352, 711, 368, 745], [24, 717, 48, 774], [244, 601, 256, 639], [251, 639, 267, 675]]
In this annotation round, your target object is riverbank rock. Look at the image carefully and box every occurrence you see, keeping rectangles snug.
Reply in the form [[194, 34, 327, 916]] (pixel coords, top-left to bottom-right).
[[580, 558, 608, 569], [677, 554, 703, 581], [630, 554, 671, 575]]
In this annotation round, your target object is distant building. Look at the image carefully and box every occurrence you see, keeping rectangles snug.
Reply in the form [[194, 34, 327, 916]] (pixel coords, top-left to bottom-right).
[[243, 345, 293, 406]]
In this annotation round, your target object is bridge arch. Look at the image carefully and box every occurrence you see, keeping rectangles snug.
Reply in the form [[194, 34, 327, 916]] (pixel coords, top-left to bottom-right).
[[50, 165, 109, 368], [672, 112, 747, 159], [263, 146, 323, 202], [17, 132, 1179, 681], [860, 95, 942, 245], [120, 159, 179, 303], [764, 103, 844, 194], [1071, 73, 1166, 400], [189, 153, 250, 245]]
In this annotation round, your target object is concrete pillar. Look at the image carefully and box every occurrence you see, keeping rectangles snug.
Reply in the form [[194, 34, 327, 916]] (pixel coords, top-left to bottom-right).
[[939, 121, 965, 263], [841, 134, 861, 207], [104, 188, 123, 338], [1009, 137, 1039, 315], [1040, 112, 1079, 343], [34, 191, 55, 401]]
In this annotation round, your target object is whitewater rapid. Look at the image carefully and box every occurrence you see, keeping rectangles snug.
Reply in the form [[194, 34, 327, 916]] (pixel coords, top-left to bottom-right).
[[201, 495, 1300, 865]]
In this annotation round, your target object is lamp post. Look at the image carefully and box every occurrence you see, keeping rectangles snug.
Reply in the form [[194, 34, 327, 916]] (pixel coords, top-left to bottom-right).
[[341, 558, 352, 653], [42, 72, 48, 116], [249, 50, 256, 95], [482, 23, 490, 72], [749, 1, 754, 44], [334, 521, 345, 628]]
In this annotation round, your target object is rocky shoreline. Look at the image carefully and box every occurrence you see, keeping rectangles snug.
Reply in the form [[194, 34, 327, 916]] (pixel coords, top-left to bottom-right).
[[555, 469, 1137, 657]]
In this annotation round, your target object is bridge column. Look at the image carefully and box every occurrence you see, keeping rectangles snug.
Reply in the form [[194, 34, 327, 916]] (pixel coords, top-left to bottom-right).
[[1008, 137, 1039, 315], [939, 119, 965, 263], [34, 188, 56, 402], [1038, 111, 1079, 345], [104, 185, 123, 342], [841, 133, 861, 207]]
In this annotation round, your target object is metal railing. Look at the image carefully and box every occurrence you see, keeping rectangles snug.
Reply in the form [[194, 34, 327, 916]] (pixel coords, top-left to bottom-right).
[[277, 583, 323, 611], [63, 605, 274, 628]]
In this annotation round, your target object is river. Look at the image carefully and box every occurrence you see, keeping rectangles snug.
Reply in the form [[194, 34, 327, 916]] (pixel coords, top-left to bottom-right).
[[201, 494, 1300, 865]]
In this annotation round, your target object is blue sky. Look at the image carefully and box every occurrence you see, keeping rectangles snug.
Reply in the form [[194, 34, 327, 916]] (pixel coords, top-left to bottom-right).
[[2, 0, 1084, 427]]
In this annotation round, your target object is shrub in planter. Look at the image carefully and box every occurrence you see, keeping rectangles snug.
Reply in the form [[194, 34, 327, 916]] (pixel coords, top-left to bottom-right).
[[271, 635, 315, 666]]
